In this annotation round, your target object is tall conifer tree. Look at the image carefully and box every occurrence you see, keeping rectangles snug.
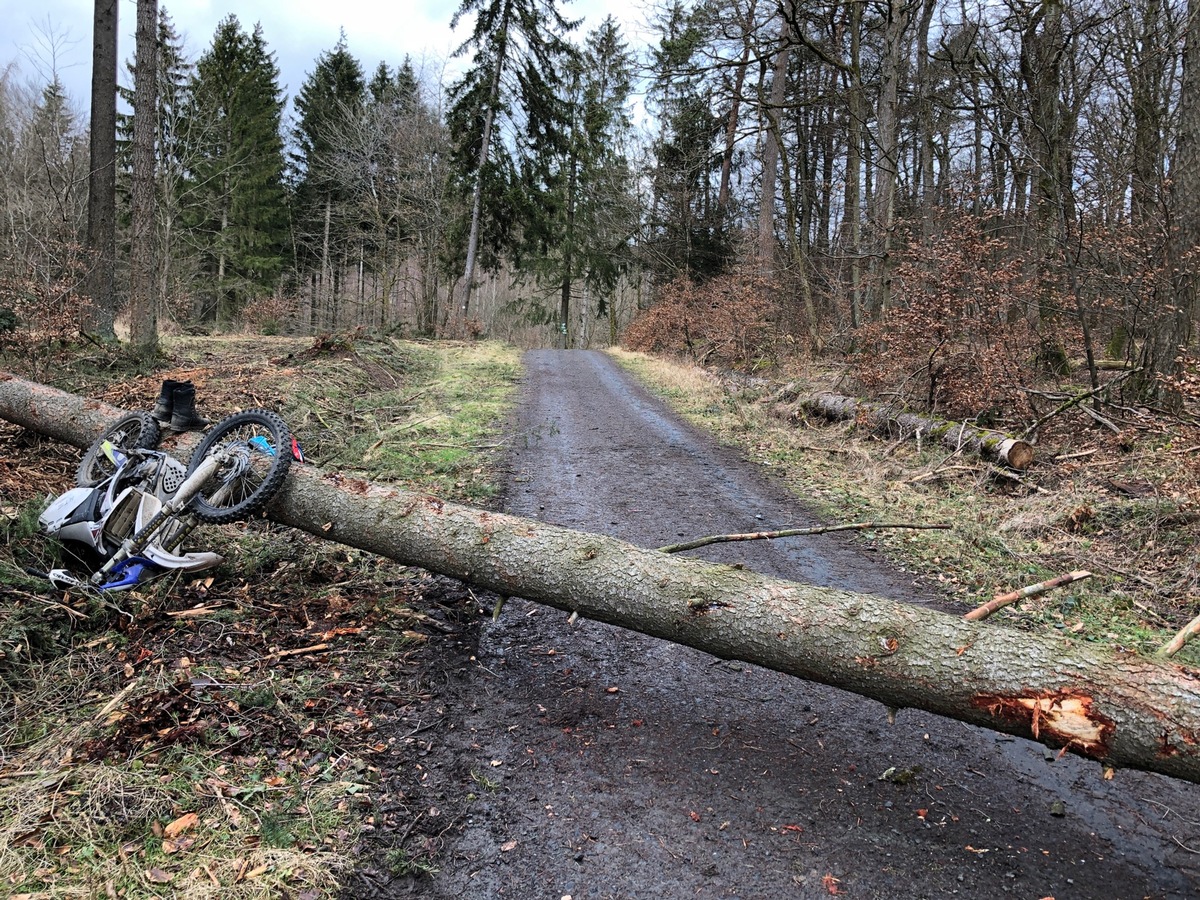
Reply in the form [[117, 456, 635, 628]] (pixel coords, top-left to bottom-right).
[[187, 16, 288, 326], [292, 35, 366, 329], [536, 17, 637, 345], [446, 0, 578, 321]]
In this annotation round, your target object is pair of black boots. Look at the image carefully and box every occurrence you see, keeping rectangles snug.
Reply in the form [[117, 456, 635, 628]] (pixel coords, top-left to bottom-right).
[[152, 379, 209, 432]]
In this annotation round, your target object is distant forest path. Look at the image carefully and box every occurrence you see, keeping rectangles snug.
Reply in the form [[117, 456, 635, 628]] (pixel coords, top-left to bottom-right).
[[427, 349, 1200, 899]]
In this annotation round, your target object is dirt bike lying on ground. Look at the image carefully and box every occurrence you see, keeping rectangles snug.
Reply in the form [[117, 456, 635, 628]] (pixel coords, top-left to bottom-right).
[[34, 409, 295, 592]]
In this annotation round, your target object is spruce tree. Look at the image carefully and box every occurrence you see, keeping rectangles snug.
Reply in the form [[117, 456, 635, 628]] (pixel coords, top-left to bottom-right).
[[535, 17, 637, 346], [187, 16, 288, 326], [647, 0, 730, 281], [291, 34, 366, 329], [446, 0, 578, 321]]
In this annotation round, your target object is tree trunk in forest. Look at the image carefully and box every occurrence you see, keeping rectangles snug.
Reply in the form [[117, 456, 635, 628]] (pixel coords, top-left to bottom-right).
[[85, 0, 119, 342], [7, 375, 1200, 785], [757, 25, 789, 269], [870, 0, 911, 316], [773, 388, 1034, 470], [560, 154, 577, 349], [1170, 0, 1200, 347], [843, 1, 866, 327], [759, 19, 820, 352], [718, 0, 754, 225], [321, 196, 333, 331], [1129, 0, 1168, 227], [1137, 0, 1199, 404], [913, 0, 937, 229], [128, 0, 159, 353], [1020, 0, 1074, 249], [459, 42, 506, 327]]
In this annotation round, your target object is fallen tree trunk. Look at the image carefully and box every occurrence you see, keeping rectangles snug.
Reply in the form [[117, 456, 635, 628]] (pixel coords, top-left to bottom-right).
[[4, 372, 1200, 784], [776, 389, 1034, 470]]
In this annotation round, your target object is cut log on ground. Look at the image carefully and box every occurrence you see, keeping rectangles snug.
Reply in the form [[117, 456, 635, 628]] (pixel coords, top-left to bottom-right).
[[4, 372, 1200, 784], [774, 388, 1034, 470]]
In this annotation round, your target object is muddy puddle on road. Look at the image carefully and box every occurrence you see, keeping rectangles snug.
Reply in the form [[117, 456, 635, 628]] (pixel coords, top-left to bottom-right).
[[404, 350, 1200, 899]]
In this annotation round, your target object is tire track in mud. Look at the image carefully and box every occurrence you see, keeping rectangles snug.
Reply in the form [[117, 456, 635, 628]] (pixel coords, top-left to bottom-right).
[[428, 349, 1200, 899]]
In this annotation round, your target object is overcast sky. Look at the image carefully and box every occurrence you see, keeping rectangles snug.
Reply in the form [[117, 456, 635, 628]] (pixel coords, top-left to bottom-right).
[[0, 0, 658, 114]]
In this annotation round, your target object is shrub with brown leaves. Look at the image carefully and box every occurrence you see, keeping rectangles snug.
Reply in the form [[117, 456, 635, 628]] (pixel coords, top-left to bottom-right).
[[622, 268, 783, 371], [0, 242, 93, 362], [238, 293, 300, 335], [852, 215, 1050, 419]]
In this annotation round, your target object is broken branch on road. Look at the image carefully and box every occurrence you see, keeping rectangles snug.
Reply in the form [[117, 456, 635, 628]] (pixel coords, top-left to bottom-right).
[[656, 521, 951, 554]]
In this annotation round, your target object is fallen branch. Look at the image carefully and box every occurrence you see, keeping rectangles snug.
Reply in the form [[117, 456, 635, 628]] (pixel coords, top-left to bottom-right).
[[965, 571, 1094, 621], [657, 521, 951, 554], [259, 642, 331, 662], [6, 373, 1200, 783], [1020, 368, 1142, 440], [909, 464, 978, 484], [1159, 613, 1200, 659], [988, 465, 1052, 495]]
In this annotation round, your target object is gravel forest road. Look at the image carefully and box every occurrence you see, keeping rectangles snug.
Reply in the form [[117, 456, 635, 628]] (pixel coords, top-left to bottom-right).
[[424, 349, 1200, 899]]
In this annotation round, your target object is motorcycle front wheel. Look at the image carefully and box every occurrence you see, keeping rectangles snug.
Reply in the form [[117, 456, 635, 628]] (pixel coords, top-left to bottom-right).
[[185, 409, 293, 524]]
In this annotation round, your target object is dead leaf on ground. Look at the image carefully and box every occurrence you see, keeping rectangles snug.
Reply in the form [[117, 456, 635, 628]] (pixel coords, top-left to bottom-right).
[[145, 867, 173, 884], [822, 873, 843, 894], [164, 812, 199, 839], [162, 836, 195, 855], [500, 840, 518, 852]]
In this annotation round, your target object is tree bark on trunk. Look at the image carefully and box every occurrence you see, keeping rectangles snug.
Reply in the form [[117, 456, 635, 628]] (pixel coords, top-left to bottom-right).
[[870, 0, 911, 316], [459, 23, 509, 327], [773, 388, 1034, 469], [128, 0, 159, 353], [842, 1, 866, 327], [85, 0, 119, 342], [5, 374, 1200, 784], [1137, 0, 1199, 404], [757, 19, 788, 270]]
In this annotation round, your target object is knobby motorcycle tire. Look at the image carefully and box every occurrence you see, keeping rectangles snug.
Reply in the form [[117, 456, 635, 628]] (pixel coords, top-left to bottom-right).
[[76, 412, 162, 487], [185, 408, 293, 525]]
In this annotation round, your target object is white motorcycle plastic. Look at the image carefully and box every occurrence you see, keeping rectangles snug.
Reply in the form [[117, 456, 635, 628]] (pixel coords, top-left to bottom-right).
[[36, 409, 294, 591]]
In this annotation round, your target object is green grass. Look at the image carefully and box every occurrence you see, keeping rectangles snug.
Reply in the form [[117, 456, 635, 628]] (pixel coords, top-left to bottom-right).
[[273, 338, 521, 504]]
